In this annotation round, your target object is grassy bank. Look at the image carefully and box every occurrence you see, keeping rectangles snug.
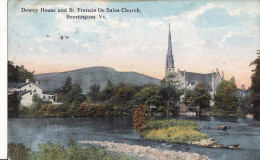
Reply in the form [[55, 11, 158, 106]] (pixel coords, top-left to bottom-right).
[[146, 126, 208, 143], [143, 119, 208, 144], [8, 139, 135, 160]]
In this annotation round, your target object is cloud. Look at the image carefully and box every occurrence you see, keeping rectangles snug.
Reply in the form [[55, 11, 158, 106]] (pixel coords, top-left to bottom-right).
[[38, 46, 48, 52], [203, 39, 223, 49], [186, 3, 216, 21], [221, 31, 235, 43]]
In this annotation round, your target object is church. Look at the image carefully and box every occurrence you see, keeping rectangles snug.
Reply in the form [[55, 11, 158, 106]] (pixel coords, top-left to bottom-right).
[[165, 24, 223, 95]]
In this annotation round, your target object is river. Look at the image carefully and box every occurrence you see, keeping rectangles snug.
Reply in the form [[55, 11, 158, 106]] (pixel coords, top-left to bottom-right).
[[8, 115, 260, 160]]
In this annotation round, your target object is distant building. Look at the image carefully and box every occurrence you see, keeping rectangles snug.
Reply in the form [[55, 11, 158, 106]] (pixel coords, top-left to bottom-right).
[[238, 84, 250, 98], [8, 79, 57, 106], [165, 24, 223, 95]]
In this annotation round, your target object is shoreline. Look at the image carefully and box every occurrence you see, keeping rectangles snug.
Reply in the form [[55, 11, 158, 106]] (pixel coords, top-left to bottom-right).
[[78, 140, 210, 160]]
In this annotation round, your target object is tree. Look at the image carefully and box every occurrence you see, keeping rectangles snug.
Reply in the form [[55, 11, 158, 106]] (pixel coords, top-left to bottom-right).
[[192, 83, 211, 108], [190, 83, 211, 115], [110, 84, 136, 105], [58, 76, 73, 102], [88, 84, 101, 102], [134, 85, 162, 106], [8, 61, 35, 82], [62, 76, 73, 93], [214, 79, 239, 113], [251, 50, 260, 120], [8, 91, 20, 118], [66, 83, 84, 104], [159, 83, 181, 108], [8, 61, 19, 82], [100, 80, 115, 101]]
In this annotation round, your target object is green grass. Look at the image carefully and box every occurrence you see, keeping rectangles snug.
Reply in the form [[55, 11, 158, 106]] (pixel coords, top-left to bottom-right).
[[8, 139, 135, 160], [147, 119, 200, 130], [142, 119, 208, 144], [145, 126, 208, 143], [206, 106, 228, 116]]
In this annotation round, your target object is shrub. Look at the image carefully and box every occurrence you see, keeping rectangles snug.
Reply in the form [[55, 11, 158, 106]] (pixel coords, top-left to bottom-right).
[[35, 103, 55, 117], [18, 106, 36, 117], [133, 105, 151, 133], [35, 138, 133, 160], [210, 106, 228, 116], [8, 142, 31, 160], [236, 106, 245, 117]]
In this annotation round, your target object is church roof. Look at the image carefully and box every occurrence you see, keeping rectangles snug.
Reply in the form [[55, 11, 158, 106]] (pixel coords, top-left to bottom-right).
[[180, 71, 216, 91]]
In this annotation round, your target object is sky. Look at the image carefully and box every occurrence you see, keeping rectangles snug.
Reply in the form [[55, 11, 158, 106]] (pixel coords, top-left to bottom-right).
[[8, 0, 260, 89]]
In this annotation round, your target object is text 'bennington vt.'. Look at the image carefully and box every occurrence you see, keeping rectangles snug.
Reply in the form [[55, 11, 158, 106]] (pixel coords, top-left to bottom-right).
[[21, 7, 142, 20]]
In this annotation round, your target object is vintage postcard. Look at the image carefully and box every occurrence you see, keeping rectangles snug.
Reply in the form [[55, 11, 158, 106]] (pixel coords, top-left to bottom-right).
[[5, 0, 260, 159]]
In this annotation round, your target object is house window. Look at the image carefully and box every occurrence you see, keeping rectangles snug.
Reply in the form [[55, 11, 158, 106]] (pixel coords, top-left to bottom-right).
[[191, 81, 197, 86], [30, 92, 32, 95], [29, 84, 31, 87], [24, 89, 26, 91], [34, 90, 36, 92]]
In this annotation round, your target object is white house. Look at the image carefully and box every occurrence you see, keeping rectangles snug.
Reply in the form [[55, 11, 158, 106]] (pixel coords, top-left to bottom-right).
[[8, 79, 57, 106]]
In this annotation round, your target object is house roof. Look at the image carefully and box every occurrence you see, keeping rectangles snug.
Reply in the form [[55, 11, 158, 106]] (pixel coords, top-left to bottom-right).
[[180, 71, 215, 91], [17, 90, 31, 96], [8, 82, 29, 88], [8, 82, 44, 90]]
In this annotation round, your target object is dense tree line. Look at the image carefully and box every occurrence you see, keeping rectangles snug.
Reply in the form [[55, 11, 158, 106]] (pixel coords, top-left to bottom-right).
[[251, 50, 260, 120], [8, 61, 35, 82]]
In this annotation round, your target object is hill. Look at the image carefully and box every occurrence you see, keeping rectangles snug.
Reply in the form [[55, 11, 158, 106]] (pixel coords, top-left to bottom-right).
[[35, 66, 161, 93]]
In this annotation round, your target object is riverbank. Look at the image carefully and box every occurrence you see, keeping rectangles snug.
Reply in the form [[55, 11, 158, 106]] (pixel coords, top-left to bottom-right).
[[79, 141, 210, 160]]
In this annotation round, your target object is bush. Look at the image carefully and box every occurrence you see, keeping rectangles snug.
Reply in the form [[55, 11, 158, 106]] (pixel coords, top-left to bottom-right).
[[133, 105, 152, 133], [18, 106, 36, 117], [8, 142, 31, 160], [35, 138, 133, 160], [210, 106, 228, 116], [9, 139, 134, 160], [236, 106, 245, 117]]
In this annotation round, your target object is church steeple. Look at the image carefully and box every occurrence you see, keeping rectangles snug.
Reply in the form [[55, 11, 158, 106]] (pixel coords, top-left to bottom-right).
[[165, 24, 175, 76], [167, 24, 173, 57]]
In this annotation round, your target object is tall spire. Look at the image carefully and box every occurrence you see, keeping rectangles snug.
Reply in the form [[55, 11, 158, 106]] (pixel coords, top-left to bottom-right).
[[168, 24, 172, 56], [166, 23, 174, 68]]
